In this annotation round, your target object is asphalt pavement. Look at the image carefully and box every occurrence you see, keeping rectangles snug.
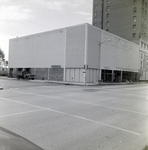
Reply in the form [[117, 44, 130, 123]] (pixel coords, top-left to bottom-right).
[[0, 77, 148, 150]]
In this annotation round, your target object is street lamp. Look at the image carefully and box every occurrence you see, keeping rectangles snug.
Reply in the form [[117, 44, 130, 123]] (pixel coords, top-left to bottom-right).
[[99, 39, 111, 45], [98, 39, 111, 84]]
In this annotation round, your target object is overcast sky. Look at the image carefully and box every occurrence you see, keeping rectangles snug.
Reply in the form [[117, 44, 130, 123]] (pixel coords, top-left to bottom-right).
[[0, 0, 92, 60]]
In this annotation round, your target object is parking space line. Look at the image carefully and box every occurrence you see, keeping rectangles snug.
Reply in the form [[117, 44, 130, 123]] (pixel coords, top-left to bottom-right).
[[0, 96, 140, 136], [0, 109, 45, 118], [12, 91, 148, 116], [0, 97, 43, 109]]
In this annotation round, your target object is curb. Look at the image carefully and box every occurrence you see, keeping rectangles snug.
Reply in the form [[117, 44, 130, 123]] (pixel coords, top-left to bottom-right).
[[1, 77, 146, 86], [46, 81, 96, 86], [27, 79, 146, 86]]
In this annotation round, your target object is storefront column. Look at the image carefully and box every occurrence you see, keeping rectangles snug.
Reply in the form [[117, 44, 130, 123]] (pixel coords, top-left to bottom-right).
[[121, 71, 123, 82], [99, 69, 102, 81], [112, 70, 114, 82]]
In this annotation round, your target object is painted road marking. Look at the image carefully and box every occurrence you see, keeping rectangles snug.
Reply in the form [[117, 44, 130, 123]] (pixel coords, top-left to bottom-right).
[[0, 109, 45, 118], [11, 90, 148, 116], [0, 96, 140, 136]]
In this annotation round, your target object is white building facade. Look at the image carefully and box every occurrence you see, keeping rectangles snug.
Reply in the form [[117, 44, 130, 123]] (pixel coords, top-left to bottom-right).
[[9, 23, 142, 83], [139, 40, 148, 81]]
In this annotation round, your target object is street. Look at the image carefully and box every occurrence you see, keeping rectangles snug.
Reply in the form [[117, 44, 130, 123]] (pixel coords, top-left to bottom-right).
[[0, 77, 148, 150]]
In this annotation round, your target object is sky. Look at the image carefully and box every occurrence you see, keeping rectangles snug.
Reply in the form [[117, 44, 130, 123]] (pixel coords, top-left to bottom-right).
[[0, 0, 93, 60]]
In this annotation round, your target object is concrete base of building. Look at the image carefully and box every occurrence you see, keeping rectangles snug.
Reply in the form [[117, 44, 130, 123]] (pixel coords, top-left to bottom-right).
[[9, 68, 64, 81]]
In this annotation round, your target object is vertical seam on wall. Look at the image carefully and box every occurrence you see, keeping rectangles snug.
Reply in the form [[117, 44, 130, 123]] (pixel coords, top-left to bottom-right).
[[84, 24, 88, 84], [64, 28, 67, 81]]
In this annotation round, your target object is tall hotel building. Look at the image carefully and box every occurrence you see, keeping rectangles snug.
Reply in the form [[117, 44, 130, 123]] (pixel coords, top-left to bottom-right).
[[92, 0, 148, 45]]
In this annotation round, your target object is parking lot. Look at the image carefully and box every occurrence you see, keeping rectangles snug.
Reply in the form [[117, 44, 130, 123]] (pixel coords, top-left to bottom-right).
[[0, 78, 148, 150]]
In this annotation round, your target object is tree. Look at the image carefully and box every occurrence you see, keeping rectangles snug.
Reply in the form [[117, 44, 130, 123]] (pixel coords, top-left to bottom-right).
[[5, 60, 8, 65], [0, 48, 5, 60]]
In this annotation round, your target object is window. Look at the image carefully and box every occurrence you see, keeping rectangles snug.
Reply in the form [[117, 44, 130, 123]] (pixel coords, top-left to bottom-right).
[[94, 11, 97, 17], [106, 29, 109, 31], [133, 0, 137, 5], [107, 0, 110, 3], [133, 24, 136, 30], [94, 5, 98, 10], [144, 43, 147, 49], [106, 13, 109, 19], [107, 6, 110, 11], [133, 7, 137, 13], [94, 17, 97, 22], [145, 19, 147, 25], [141, 42, 144, 48], [142, 16, 144, 22], [145, 2, 147, 9], [133, 16, 136, 22], [141, 61, 142, 69], [142, 0, 144, 5], [95, 0, 97, 5], [145, 10, 147, 18], [142, 7, 144, 15], [106, 21, 109, 26], [132, 33, 136, 39], [142, 24, 144, 30]]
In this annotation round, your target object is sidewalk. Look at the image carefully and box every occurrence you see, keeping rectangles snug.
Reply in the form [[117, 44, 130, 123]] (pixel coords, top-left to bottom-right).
[[28, 79, 146, 86], [0, 76, 146, 86], [30, 80, 97, 86]]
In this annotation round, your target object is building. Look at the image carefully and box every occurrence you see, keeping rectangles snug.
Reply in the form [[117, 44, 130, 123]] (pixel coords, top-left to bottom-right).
[[9, 23, 142, 84], [92, 0, 148, 45], [92, 0, 148, 81]]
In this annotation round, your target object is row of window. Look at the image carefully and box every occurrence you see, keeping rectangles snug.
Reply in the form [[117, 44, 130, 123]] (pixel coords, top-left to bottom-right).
[[142, 0, 147, 8], [93, 0, 98, 26], [106, 1, 110, 29], [134, 0, 147, 8], [94, 3, 110, 26], [133, 0, 147, 19], [142, 17, 147, 25], [141, 24, 147, 32], [132, 15, 136, 39], [142, 7, 147, 18], [133, 0, 148, 40], [141, 0, 148, 35], [132, 33, 147, 39], [141, 42, 148, 50]]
